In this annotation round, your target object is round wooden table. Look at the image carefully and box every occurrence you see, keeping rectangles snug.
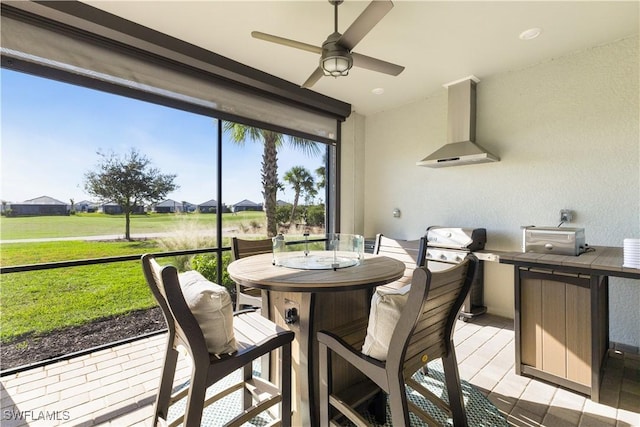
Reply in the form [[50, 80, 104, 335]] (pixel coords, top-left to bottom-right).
[[228, 252, 405, 427]]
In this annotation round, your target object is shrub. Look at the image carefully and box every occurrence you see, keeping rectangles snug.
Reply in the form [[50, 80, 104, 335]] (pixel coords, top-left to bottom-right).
[[191, 252, 236, 299], [249, 219, 262, 232], [275, 205, 290, 226], [276, 205, 312, 225], [306, 204, 325, 227]]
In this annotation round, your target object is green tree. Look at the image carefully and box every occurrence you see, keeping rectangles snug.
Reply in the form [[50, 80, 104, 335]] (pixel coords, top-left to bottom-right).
[[223, 122, 320, 237], [84, 148, 178, 240], [304, 186, 318, 207], [315, 165, 326, 190], [283, 166, 315, 225], [315, 153, 327, 191]]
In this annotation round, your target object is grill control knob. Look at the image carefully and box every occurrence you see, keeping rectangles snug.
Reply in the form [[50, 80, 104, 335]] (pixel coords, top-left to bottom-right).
[[440, 254, 448, 261], [455, 256, 463, 262]]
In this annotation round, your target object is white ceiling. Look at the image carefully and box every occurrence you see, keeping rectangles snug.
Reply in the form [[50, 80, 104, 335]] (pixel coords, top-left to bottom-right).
[[83, 1, 638, 116]]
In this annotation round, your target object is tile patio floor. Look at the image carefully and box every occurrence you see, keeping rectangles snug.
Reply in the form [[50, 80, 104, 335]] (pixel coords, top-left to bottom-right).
[[1, 314, 638, 426]]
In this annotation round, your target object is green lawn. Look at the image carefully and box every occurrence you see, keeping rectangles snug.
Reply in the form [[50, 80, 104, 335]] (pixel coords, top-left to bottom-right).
[[0, 211, 267, 240], [0, 211, 328, 344], [1, 239, 159, 265], [0, 240, 162, 342], [0, 211, 267, 343]]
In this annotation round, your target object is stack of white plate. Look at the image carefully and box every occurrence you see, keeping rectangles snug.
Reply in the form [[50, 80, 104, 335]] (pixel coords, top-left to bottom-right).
[[623, 238, 640, 268]]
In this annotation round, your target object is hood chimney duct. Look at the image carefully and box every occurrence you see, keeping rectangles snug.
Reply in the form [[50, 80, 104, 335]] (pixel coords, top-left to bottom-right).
[[417, 76, 499, 168]]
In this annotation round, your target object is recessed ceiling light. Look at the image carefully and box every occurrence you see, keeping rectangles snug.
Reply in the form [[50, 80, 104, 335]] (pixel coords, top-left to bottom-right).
[[519, 28, 542, 41], [372, 87, 385, 95]]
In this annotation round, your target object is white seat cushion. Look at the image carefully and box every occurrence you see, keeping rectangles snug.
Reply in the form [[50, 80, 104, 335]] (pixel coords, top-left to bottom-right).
[[361, 284, 411, 361], [179, 270, 237, 355]]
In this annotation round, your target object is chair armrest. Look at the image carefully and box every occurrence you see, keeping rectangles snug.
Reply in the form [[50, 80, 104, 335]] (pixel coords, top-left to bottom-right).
[[233, 308, 258, 315], [318, 329, 388, 388], [318, 330, 384, 367]]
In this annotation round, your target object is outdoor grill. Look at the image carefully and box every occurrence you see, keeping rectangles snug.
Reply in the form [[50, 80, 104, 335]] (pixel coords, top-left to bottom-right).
[[424, 226, 487, 320]]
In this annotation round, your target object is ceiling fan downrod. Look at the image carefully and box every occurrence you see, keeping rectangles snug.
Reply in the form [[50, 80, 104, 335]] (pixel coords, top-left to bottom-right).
[[330, 0, 343, 33]]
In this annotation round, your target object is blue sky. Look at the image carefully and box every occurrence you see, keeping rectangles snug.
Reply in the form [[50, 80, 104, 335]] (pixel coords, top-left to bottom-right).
[[1, 69, 324, 206]]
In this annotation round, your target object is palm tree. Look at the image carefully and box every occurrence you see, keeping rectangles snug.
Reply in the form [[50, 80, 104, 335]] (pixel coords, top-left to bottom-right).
[[223, 123, 320, 237], [315, 153, 326, 197], [304, 185, 318, 206], [283, 166, 315, 225], [315, 165, 326, 189]]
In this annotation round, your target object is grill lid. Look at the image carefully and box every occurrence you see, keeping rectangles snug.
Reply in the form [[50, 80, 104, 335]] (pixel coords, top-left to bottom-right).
[[426, 226, 487, 251]]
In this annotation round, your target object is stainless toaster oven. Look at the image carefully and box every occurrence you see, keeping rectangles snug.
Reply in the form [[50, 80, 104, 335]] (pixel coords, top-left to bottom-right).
[[522, 226, 586, 256]]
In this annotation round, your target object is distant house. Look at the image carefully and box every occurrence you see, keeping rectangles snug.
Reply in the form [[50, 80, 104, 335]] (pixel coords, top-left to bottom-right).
[[154, 199, 176, 213], [198, 199, 218, 213], [9, 196, 68, 216], [99, 203, 144, 214], [76, 200, 97, 213], [100, 203, 122, 214], [232, 199, 263, 213], [154, 199, 185, 213], [277, 200, 291, 207]]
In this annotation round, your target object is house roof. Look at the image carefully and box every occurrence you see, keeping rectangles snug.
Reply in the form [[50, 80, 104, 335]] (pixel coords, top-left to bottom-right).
[[21, 196, 67, 205], [198, 199, 217, 206], [155, 199, 184, 207], [233, 199, 261, 207]]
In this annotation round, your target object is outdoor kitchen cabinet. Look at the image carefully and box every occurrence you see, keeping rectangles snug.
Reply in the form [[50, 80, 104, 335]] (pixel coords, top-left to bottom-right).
[[516, 268, 608, 400], [500, 246, 640, 403]]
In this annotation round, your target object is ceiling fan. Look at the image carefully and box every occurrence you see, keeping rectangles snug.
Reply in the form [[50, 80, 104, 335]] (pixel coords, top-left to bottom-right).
[[251, 0, 405, 88]]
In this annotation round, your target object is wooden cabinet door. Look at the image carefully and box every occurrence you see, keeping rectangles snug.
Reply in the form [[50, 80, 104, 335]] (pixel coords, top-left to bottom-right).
[[541, 279, 567, 378], [520, 277, 542, 368], [519, 270, 591, 386], [565, 283, 591, 386]]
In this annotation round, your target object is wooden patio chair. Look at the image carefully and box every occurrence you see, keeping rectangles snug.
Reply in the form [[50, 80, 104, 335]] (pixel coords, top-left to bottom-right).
[[231, 237, 273, 310], [317, 254, 478, 427], [141, 254, 294, 427], [372, 233, 426, 292]]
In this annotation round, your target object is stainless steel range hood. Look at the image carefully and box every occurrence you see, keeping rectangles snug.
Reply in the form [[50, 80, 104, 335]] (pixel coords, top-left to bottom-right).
[[417, 76, 499, 168]]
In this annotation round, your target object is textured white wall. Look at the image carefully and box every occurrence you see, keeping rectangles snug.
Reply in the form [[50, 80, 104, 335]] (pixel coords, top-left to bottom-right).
[[339, 113, 366, 235], [342, 36, 639, 348]]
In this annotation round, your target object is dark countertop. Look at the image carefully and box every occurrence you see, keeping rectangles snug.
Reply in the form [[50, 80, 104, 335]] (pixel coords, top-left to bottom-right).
[[495, 246, 639, 280]]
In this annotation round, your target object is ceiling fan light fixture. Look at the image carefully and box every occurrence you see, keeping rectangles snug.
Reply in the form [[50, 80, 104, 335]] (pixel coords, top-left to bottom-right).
[[321, 54, 352, 76]]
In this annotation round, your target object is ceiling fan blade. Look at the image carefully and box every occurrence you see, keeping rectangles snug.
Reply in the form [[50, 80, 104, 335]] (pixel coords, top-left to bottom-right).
[[352, 52, 404, 76], [338, 0, 394, 51], [251, 31, 322, 54], [302, 67, 325, 88]]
